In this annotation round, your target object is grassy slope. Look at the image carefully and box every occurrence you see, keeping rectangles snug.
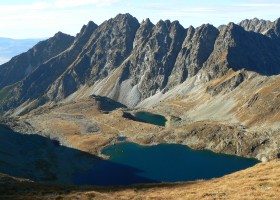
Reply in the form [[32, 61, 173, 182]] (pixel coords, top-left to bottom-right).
[[0, 160, 279, 200]]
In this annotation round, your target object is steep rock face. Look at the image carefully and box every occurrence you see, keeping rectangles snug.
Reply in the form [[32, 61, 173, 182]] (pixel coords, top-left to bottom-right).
[[109, 19, 187, 106], [202, 23, 280, 80], [239, 17, 280, 39], [0, 32, 74, 88], [2, 14, 280, 114], [0, 21, 98, 112], [239, 18, 274, 33], [133, 19, 154, 48], [268, 18, 280, 39], [167, 24, 219, 88], [47, 13, 140, 101]]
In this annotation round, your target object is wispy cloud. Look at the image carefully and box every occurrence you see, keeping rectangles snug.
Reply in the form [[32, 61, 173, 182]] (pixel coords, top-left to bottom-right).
[[0, 2, 49, 12], [247, 0, 280, 3], [237, 3, 280, 7], [0, 0, 279, 39], [154, 1, 280, 20], [53, 0, 119, 8], [0, 0, 119, 12], [0, 0, 120, 38]]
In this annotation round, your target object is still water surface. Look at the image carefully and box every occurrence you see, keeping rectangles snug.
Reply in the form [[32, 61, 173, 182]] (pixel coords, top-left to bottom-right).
[[74, 142, 259, 185], [134, 111, 167, 126]]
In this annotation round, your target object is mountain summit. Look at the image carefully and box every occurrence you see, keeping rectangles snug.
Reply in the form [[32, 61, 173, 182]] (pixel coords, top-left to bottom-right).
[[0, 14, 280, 115]]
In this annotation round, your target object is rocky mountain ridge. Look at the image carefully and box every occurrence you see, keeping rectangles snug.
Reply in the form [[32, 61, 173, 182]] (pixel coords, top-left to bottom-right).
[[0, 14, 280, 115], [0, 14, 280, 114], [0, 37, 42, 65], [0, 33, 74, 89]]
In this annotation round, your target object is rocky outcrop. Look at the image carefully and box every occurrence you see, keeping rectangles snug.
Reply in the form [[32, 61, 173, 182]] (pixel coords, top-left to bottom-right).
[[167, 24, 219, 88], [0, 32, 74, 88], [153, 122, 279, 161], [112, 19, 186, 106], [1, 14, 280, 113], [202, 22, 280, 80], [239, 18, 274, 33], [46, 14, 140, 102], [269, 18, 280, 39], [0, 21, 98, 113], [239, 17, 280, 40]]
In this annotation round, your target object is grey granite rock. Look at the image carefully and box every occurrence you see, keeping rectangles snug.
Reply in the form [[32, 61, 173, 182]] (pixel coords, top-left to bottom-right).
[[1, 14, 280, 113], [0, 32, 74, 88], [167, 24, 219, 89]]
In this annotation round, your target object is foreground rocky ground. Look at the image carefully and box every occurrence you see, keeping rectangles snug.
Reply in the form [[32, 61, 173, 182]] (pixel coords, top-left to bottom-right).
[[1, 160, 279, 200]]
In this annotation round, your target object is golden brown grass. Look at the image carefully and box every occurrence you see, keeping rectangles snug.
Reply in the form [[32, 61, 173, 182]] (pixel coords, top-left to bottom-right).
[[233, 76, 280, 127], [1, 160, 279, 200]]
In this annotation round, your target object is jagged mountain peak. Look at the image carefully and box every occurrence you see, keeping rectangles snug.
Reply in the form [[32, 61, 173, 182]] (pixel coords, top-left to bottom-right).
[[155, 19, 168, 30], [226, 22, 243, 30], [115, 13, 136, 20], [0, 32, 74, 89], [170, 20, 184, 30], [152, 19, 185, 37], [1, 14, 280, 114], [139, 18, 154, 29], [200, 23, 215, 28], [274, 17, 280, 32], [203, 19, 280, 78], [83, 21, 98, 33], [107, 13, 139, 26], [133, 18, 154, 48], [188, 25, 195, 30], [195, 23, 219, 35], [73, 20, 98, 48], [80, 21, 98, 32], [218, 22, 246, 47], [238, 17, 278, 35], [167, 22, 219, 88], [141, 18, 153, 26], [53, 31, 70, 38], [275, 17, 280, 26]]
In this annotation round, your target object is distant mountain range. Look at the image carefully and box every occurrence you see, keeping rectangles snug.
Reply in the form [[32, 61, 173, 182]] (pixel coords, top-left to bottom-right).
[[0, 37, 43, 64], [0, 14, 280, 115]]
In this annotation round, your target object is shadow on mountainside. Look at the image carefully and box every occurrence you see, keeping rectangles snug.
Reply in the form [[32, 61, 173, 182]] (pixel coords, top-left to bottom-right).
[[0, 124, 156, 186], [91, 94, 127, 112], [224, 24, 280, 76]]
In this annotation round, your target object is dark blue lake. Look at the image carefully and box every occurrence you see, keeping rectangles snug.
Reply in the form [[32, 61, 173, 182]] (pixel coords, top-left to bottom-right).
[[134, 112, 167, 126], [74, 142, 259, 186]]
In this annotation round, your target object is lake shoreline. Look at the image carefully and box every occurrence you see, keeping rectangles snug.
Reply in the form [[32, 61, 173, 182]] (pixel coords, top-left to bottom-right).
[[75, 142, 260, 186]]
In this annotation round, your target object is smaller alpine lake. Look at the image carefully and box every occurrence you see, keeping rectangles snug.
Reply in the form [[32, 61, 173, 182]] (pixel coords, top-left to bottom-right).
[[74, 142, 259, 186], [133, 111, 167, 126]]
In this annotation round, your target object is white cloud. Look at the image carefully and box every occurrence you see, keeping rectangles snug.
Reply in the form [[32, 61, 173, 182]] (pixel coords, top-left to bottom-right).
[[0, 0, 119, 12], [0, 2, 50, 12], [247, 0, 280, 3], [0, 0, 121, 38], [1, 0, 280, 39], [54, 0, 119, 8], [237, 3, 280, 7]]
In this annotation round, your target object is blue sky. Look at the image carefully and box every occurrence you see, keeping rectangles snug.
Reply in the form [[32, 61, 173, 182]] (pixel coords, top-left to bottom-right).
[[1, 0, 280, 39]]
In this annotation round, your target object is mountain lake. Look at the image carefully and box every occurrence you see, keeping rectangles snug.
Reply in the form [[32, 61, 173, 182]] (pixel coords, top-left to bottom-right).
[[74, 142, 259, 185]]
